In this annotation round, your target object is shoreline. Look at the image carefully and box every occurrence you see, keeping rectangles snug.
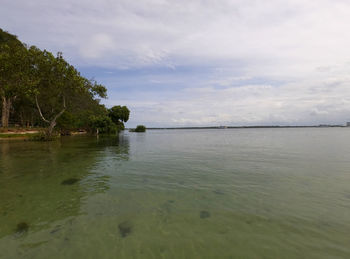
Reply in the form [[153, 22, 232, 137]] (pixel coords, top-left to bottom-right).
[[0, 130, 87, 140], [141, 125, 348, 130], [0, 126, 348, 139]]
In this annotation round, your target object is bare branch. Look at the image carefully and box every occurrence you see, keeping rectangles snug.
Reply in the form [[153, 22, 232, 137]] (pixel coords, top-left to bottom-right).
[[35, 95, 49, 123], [52, 96, 66, 122]]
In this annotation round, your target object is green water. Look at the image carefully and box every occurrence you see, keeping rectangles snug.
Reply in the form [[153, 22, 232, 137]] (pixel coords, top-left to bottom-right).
[[1, 128, 350, 258]]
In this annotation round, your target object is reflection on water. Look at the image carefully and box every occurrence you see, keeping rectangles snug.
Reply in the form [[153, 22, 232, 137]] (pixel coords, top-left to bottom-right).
[[0, 136, 129, 243], [1, 129, 350, 258]]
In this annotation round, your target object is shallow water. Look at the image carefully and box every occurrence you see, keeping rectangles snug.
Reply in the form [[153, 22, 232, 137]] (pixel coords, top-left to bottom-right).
[[1, 128, 350, 258]]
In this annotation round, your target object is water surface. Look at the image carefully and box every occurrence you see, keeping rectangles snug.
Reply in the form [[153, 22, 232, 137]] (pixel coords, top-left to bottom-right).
[[1, 128, 350, 258]]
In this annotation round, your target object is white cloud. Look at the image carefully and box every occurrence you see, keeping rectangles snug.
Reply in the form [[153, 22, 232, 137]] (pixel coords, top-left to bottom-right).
[[79, 33, 115, 59], [123, 75, 350, 127], [1, 0, 350, 126]]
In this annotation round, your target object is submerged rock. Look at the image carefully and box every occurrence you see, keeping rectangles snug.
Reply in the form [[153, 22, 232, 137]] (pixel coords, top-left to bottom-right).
[[61, 178, 80, 185], [16, 222, 29, 234], [213, 190, 225, 195], [118, 221, 132, 238], [50, 225, 62, 234], [200, 211, 211, 219]]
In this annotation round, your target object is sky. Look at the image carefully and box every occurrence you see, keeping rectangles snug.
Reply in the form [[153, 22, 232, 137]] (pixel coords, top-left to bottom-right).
[[1, 0, 350, 127]]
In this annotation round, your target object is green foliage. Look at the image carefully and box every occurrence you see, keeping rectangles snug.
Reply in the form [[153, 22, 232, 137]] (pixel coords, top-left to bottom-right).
[[0, 29, 34, 98], [91, 82, 107, 98], [88, 115, 117, 134], [0, 29, 20, 44], [134, 125, 146, 132], [30, 131, 59, 141], [109, 106, 130, 124], [107, 105, 130, 132], [115, 121, 125, 131], [0, 30, 35, 127], [0, 28, 131, 136], [56, 112, 78, 132]]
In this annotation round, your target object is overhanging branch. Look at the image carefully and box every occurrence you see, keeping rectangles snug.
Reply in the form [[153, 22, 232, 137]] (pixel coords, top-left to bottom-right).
[[35, 95, 49, 123]]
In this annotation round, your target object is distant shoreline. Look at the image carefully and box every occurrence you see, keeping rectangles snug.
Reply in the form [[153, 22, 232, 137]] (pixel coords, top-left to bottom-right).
[[140, 125, 348, 130]]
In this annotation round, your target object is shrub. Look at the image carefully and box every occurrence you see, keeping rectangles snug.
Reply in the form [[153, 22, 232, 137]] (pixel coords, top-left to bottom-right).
[[88, 115, 117, 134], [134, 125, 146, 132], [30, 131, 59, 141]]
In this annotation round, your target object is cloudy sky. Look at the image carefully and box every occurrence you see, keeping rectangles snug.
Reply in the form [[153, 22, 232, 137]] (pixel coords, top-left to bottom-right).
[[1, 0, 350, 127]]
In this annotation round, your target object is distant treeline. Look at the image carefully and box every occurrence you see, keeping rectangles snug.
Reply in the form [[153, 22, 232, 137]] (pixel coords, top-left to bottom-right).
[[0, 28, 129, 138], [146, 125, 345, 130]]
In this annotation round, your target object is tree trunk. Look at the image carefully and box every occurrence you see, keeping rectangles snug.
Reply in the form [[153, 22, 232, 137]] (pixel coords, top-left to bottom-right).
[[20, 111, 24, 127], [46, 121, 56, 137], [1, 97, 12, 128], [35, 95, 66, 139]]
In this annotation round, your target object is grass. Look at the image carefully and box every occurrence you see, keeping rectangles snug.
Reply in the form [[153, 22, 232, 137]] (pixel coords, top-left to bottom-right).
[[0, 127, 44, 133], [0, 127, 42, 139]]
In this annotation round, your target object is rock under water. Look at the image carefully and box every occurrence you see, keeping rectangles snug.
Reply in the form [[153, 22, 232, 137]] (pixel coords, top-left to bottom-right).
[[200, 211, 211, 219], [61, 178, 80, 185], [118, 221, 132, 238], [16, 222, 29, 234], [213, 190, 225, 195]]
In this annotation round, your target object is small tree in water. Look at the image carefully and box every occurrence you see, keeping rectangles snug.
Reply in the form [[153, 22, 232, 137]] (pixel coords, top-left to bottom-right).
[[88, 115, 117, 135], [108, 106, 130, 131], [134, 125, 146, 132]]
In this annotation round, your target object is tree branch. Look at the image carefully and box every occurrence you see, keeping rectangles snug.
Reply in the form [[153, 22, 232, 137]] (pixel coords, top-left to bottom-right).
[[35, 95, 49, 123], [52, 96, 66, 122]]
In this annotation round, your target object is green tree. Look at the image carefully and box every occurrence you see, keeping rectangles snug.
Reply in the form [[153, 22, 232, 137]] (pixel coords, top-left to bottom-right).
[[88, 115, 116, 134], [30, 48, 107, 137], [0, 28, 114, 137], [134, 125, 146, 132], [108, 105, 130, 130], [0, 29, 33, 127]]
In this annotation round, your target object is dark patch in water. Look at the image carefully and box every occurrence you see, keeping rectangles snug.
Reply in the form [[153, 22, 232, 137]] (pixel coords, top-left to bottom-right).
[[50, 225, 62, 234], [167, 200, 175, 203], [200, 211, 210, 219], [213, 190, 225, 195], [16, 222, 29, 234], [50, 228, 60, 234], [118, 221, 132, 238], [178, 181, 185, 185], [61, 178, 80, 185]]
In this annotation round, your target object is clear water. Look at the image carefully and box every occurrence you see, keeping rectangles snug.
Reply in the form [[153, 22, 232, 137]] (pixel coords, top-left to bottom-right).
[[1, 128, 350, 258]]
